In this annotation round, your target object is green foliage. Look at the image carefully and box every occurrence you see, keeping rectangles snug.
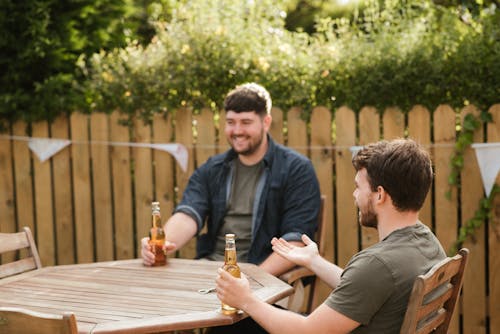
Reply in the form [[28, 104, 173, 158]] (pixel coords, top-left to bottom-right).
[[0, 0, 162, 128], [81, 0, 500, 121], [1, 0, 499, 126], [83, 0, 322, 120], [447, 113, 482, 199], [452, 184, 500, 254], [446, 109, 498, 254], [447, 110, 493, 196]]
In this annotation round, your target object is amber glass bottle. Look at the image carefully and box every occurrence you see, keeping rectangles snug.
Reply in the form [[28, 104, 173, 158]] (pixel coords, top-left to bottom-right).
[[221, 233, 241, 314], [149, 201, 166, 266]]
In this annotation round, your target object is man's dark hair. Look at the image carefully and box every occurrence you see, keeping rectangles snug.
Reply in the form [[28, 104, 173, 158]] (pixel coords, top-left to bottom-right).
[[224, 83, 272, 117], [352, 139, 433, 212]]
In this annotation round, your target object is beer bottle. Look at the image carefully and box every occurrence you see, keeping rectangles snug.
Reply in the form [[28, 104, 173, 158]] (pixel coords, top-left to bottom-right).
[[149, 201, 166, 266], [221, 233, 241, 314]]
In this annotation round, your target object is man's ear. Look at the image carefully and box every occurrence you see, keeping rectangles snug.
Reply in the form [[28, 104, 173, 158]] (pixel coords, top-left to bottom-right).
[[263, 114, 272, 131], [376, 186, 385, 202]]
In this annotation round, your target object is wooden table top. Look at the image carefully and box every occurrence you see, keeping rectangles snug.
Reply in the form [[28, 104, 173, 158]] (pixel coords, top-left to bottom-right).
[[0, 258, 293, 333]]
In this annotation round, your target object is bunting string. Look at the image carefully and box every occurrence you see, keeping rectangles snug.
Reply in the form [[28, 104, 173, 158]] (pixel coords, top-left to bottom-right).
[[2, 135, 499, 194]]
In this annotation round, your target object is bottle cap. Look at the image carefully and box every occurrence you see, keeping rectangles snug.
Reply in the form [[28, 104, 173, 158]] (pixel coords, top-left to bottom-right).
[[152, 202, 160, 212]]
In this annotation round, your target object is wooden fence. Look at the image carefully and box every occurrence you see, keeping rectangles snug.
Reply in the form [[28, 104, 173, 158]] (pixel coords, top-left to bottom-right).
[[0, 104, 499, 334]]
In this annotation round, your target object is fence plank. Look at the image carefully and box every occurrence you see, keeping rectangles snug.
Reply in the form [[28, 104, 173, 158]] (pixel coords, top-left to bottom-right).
[[109, 111, 134, 260], [12, 121, 35, 236], [90, 113, 114, 261], [334, 107, 357, 267], [433, 104, 460, 333], [175, 109, 196, 259], [460, 106, 487, 334], [152, 113, 175, 222], [270, 107, 284, 144], [408, 106, 432, 228], [195, 108, 217, 167], [433, 105, 459, 251], [488, 104, 500, 334], [310, 106, 334, 310], [0, 125, 16, 264], [285, 106, 311, 313], [50, 116, 75, 265], [383, 107, 405, 140], [133, 117, 154, 255], [359, 107, 379, 249], [217, 111, 229, 153], [70, 113, 94, 263], [286, 107, 307, 157], [32, 121, 55, 266]]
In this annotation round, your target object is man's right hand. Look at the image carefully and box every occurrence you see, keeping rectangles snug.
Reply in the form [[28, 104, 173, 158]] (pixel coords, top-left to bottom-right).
[[271, 234, 319, 269], [141, 237, 176, 266]]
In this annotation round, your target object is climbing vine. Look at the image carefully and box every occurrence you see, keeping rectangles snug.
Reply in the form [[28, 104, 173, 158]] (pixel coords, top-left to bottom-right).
[[447, 111, 499, 253]]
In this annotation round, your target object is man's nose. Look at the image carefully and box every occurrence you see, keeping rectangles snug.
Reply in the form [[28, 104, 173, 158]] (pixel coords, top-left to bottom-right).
[[232, 123, 244, 134]]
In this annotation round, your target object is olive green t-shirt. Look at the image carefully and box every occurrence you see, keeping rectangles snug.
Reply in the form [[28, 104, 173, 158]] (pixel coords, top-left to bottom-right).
[[325, 222, 446, 333], [207, 159, 263, 262]]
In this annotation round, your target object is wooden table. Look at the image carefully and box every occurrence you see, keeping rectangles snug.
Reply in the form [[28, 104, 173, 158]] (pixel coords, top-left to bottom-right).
[[0, 258, 293, 333]]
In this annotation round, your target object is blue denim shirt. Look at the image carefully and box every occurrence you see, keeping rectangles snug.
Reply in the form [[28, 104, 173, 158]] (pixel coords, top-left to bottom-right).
[[173, 135, 321, 265]]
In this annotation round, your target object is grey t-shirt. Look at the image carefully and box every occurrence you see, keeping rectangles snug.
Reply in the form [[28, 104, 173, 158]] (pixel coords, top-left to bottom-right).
[[325, 222, 446, 333], [207, 159, 263, 262]]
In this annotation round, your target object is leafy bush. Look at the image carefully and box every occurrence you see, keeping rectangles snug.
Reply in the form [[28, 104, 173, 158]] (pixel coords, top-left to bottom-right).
[[3, 0, 499, 126], [0, 0, 160, 129], [82, 0, 499, 121]]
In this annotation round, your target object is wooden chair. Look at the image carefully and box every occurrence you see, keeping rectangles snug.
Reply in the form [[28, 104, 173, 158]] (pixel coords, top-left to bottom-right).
[[0, 307, 77, 334], [400, 248, 469, 334], [0, 227, 42, 279], [279, 195, 326, 313]]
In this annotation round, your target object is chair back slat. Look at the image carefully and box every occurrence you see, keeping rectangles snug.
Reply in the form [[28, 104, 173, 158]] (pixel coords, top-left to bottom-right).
[[400, 248, 469, 334], [0, 233, 31, 253], [0, 307, 77, 334], [417, 285, 453, 319], [417, 309, 447, 334], [421, 260, 462, 295], [0, 227, 42, 279]]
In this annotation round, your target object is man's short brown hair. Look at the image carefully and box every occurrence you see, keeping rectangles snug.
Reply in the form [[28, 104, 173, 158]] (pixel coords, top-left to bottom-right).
[[352, 139, 433, 212]]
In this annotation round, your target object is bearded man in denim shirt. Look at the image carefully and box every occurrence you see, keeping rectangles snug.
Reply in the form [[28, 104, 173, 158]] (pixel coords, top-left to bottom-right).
[[141, 83, 321, 277]]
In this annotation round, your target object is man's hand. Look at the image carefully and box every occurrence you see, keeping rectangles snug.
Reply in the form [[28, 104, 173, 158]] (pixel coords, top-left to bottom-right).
[[140, 237, 176, 266], [271, 234, 319, 269], [215, 268, 254, 311]]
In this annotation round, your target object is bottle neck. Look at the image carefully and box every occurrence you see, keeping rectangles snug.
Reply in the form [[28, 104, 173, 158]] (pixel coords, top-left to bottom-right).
[[152, 212, 162, 228], [224, 243, 237, 265]]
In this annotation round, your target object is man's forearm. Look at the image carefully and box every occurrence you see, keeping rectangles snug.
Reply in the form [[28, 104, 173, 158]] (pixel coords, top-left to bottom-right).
[[309, 255, 343, 289], [163, 212, 198, 253], [259, 240, 304, 276]]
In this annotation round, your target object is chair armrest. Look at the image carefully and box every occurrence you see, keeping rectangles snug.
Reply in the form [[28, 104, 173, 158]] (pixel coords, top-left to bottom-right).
[[279, 266, 315, 285]]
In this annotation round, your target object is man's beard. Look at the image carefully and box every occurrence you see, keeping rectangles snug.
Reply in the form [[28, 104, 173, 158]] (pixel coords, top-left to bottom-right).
[[359, 199, 378, 229], [229, 128, 265, 156]]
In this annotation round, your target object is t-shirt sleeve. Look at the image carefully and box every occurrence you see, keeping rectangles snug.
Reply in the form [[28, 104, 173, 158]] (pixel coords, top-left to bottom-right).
[[325, 254, 395, 325]]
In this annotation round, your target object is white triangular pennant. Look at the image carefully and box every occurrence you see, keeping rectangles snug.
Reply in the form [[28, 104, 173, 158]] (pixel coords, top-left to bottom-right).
[[471, 143, 500, 196], [28, 138, 72, 163], [350, 145, 363, 157], [151, 143, 189, 172]]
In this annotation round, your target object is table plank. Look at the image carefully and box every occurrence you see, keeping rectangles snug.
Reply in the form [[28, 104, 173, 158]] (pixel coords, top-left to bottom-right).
[[0, 258, 292, 333]]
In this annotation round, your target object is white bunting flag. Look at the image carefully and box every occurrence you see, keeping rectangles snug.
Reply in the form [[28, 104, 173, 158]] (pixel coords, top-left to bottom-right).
[[471, 143, 500, 196], [151, 143, 189, 172], [350, 145, 363, 157], [28, 137, 72, 163]]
